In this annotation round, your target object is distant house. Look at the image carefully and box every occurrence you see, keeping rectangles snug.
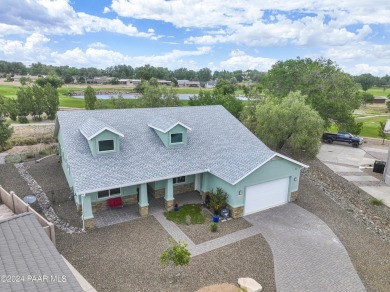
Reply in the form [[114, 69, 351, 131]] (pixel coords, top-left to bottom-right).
[[373, 96, 388, 104], [158, 79, 172, 86], [205, 80, 216, 88], [87, 76, 114, 84], [177, 80, 200, 87], [384, 120, 390, 185], [118, 79, 130, 85], [54, 105, 306, 229]]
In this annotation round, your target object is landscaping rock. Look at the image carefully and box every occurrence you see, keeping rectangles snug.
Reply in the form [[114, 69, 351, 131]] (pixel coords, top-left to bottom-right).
[[14, 162, 84, 234], [238, 277, 262, 292]]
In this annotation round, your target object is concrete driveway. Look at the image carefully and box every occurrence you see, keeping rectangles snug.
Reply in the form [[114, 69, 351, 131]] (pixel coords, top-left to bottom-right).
[[317, 142, 390, 207], [245, 204, 366, 292]]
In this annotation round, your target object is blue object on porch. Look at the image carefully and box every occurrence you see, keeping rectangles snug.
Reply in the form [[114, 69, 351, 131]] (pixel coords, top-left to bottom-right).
[[213, 215, 219, 223]]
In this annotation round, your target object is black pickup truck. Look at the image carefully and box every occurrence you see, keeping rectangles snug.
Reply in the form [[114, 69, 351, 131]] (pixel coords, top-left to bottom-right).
[[322, 132, 364, 147]]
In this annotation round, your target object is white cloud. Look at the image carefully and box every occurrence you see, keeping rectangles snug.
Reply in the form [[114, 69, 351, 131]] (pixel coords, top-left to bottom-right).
[[88, 42, 108, 48], [0, 0, 156, 39], [49, 46, 212, 69], [219, 50, 277, 71], [103, 7, 111, 13]]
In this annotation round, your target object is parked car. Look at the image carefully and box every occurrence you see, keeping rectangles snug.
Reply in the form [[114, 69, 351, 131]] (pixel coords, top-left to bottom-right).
[[322, 132, 364, 147]]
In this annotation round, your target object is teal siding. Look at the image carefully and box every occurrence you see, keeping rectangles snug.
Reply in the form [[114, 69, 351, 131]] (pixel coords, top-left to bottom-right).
[[90, 130, 120, 156], [57, 128, 74, 188], [202, 158, 301, 208], [151, 175, 195, 191], [153, 124, 188, 147]]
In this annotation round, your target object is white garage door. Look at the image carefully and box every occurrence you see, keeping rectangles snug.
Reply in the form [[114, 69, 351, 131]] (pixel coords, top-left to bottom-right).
[[244, 177, 289, 215]]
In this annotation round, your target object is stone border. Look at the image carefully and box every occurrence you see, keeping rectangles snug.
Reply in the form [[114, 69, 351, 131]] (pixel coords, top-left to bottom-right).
[[14, 163, 84, 234]]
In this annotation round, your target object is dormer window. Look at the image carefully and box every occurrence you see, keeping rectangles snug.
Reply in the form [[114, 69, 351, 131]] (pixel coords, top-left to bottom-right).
[[170, 133, 183, 144], [98, 140, 115, 152]]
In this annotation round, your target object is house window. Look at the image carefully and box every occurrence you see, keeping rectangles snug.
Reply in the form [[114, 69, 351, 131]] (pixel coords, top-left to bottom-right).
[[173, 176, 186, 184], [170, 133, 183, 144], [98, 140, 114, 152], [98, 188, 120, 198]]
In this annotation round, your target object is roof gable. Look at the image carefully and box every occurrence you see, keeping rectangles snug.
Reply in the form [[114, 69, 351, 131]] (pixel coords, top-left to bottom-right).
[[79, 117, 124, 140], [148, 116, 192, 133]]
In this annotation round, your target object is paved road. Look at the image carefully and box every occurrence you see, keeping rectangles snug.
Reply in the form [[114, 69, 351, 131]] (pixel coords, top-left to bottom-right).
[[318, 143, 390, 207], [245, 204, 366, 292]]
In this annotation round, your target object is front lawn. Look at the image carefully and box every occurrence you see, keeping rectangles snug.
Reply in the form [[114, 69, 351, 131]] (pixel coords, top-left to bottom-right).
[[164, 204, 205, 224]]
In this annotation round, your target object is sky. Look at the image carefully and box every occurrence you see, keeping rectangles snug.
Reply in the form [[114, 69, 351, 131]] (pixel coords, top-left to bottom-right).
[[1, 0, 390, 76]]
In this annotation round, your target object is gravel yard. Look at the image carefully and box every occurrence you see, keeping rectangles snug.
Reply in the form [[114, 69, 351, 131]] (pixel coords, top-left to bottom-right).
[[2, 151, 390, 291], [178, 210, 253, 244], [56, 217, 276, 292]]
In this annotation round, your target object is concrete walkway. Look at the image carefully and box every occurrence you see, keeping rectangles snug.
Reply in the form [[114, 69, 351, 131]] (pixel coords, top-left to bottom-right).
[[155, 203, 365, 291], [318, 143, 390, 207], [245, 204, 366, 292]]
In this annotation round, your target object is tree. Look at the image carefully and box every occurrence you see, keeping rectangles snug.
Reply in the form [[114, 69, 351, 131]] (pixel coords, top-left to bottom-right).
[[253, 91, 324, 158], [264, 58, 361, 128], [188, 90, 243, 118], [355, 73, 377, 91], [16, 86, 33, 123], [0, 120, 13, 150], [19, 76, 31, 86], [139, 80, 180, 108], [198, 67, 212, 82], [160, 239, 191, 283], [361, 92, 375, 104], [31, 85, 45, 120], [43, 84, 59, 119], [378, 121, 387, 145], [84, 86, 97, 110], [35, 75, 64, 88]]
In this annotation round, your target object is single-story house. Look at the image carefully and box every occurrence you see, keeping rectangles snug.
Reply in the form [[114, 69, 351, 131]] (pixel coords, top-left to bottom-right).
[[384, 120, 390, 185], [54, 105, 307, 229], [177, 80, 200, 87], [205, 80, 216, 88], [373, 96, 388, 104]]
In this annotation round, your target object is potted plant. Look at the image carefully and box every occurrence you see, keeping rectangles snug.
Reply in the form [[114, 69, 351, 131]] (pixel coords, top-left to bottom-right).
[[213, 209, 219, 223], [209, 188, 228, 223], [174, 203, 179, 212]]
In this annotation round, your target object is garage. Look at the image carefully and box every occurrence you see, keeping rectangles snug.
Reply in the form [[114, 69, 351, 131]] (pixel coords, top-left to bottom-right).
[[244, 177, 290, 215]]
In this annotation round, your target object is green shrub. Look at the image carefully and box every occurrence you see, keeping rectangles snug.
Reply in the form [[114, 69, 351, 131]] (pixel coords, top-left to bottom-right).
[[210, 223, 218, 232], [17, 116, 29, 124], [208, 187, 228, 212], [370, 198, 384, 206]]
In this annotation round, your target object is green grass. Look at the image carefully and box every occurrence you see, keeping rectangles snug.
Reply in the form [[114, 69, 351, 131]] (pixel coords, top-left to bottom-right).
[[370, 198, 384, 206], [366, 87, 390, 97], [356, 115, 390, 139], [164, 204, 205, 225], [0, 84, 19, 98]]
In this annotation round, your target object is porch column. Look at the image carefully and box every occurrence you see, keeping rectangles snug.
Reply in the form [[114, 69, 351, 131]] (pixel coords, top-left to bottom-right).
[[138, 183, 149, 217], [194, 173, 202, 192], [164, 178, 174, 211], [82, 194, 94, 229]]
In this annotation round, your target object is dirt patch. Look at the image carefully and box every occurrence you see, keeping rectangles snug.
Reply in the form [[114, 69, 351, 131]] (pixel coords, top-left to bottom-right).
[[197, 283, 240, 292], [177, 209, 253, 244], [11, 123, 55, 139]]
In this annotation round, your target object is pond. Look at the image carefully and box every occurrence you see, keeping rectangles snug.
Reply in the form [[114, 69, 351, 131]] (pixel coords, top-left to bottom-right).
[[72, 94, 248, 100]]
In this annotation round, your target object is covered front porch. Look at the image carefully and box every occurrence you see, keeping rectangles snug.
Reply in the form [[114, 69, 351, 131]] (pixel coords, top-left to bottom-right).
[[93, 191, 203, 228], [80, 173, 203, 229]]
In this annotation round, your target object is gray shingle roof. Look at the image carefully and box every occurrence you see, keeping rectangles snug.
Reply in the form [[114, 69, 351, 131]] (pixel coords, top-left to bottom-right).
[[0, 213, 83, 292], [79, 117, 123, 140], [148, 116, 191, 133], [56, 105, 278, 194]]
